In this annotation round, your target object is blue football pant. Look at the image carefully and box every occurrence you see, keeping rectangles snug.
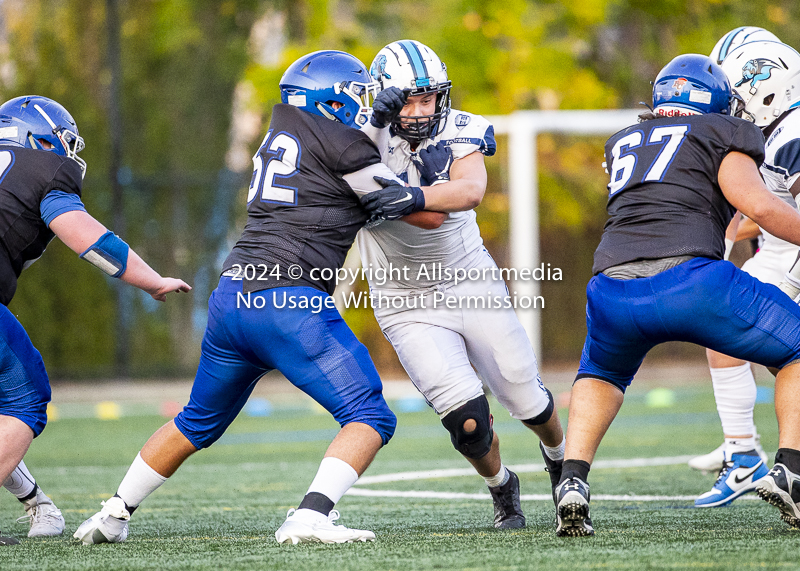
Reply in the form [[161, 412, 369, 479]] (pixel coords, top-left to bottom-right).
[[577, 257, 800, 391], [174, 278, 396, 449], [0, 304, 50, 436]]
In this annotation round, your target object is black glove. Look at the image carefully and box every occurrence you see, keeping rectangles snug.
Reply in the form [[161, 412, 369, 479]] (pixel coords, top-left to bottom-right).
[[370, 87, 408, 128], [360, 176, 425, 220], [411, 142, 453, 186]]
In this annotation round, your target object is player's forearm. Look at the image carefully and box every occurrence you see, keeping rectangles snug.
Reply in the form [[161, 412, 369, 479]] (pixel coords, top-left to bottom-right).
[[743, 199, 800, 246], [401, 210, 447, 229], [422, 178, 485, 212], [119, 250, 165, 294]]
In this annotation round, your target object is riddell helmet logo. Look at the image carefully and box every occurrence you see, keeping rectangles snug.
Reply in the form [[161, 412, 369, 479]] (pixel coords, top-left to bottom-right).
[[655, 106, 700, 117], [736, 58, 778, 89]]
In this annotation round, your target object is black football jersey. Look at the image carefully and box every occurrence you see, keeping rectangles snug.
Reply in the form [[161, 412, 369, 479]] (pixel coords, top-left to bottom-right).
[[0, 146, 83, 305], [593, 114, 765, 275], [223, 104, 381, 295]]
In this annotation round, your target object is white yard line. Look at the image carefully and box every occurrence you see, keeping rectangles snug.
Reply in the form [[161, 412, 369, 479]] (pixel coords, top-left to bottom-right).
[[346, 454, 756, 502], [354, 454, 698, 485]]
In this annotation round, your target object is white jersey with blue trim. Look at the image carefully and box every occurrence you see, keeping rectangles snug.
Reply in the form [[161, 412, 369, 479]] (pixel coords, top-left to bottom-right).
[[759, 108, 800, 249], [357, 109, 496, 292]]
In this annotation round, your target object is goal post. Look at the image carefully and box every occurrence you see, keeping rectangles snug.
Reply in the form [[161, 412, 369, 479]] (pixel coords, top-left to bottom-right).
[[488, 109, 642, 360]]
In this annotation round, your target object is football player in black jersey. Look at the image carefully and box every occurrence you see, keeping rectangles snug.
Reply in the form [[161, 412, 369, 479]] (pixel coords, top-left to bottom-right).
[[553, 55, 800, 537], [75, 50, 434, 546], [0, 95, 190, 545]]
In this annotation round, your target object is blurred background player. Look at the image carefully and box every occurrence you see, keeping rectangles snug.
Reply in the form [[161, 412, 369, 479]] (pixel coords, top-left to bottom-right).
[[691, 37, 800, 509], [74, 50, 431, 546], [0, 95, 190, 545], [358, 40, 565, 529], [555, 54, 800, 537]]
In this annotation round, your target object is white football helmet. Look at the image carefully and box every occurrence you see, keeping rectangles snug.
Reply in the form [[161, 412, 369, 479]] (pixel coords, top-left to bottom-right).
[[369, 40, 451, 143], [710, 26, 780, 65], [720, 41, 800, 127]]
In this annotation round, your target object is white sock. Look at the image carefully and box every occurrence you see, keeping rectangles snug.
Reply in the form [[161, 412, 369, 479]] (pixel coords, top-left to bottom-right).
[[3, 460, 37, 499], [725, 436, 756, 455], [484, 465, 509, 488], [305, 457, 358, 506], [542, 437, 566, 461], [710, 363, 757, 440], [116, 453, 168, 508]]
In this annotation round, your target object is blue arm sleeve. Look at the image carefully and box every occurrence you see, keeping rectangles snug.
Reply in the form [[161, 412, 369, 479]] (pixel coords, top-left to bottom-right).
[[40, 190, 87, 227]]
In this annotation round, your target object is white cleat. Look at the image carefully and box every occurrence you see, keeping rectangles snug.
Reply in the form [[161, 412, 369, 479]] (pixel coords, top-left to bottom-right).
[[688, 434, 768, 474], [73, 497, 130, 545], [688, 442, 726, 473], [18, 493, 65, 537], [275, 508, 375, 544]]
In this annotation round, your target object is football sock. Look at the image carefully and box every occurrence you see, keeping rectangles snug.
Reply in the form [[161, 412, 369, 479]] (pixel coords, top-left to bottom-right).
[[725, 436, 757, 455], [23, 489, 53, 511], [710, 363, 757, 439], [775, 448, 800, 474], [484, 465, 509, 488], [299, 457, 358, 515], [560, 459, 590, 485], [115, 452, 167, 513], [297, 493, 334, 516], [542, 436, 566, 461], [3, 460, 38, 501]]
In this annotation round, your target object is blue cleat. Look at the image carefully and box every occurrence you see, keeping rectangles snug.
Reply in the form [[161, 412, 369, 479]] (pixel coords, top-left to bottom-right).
[[694, 450, 768, 508]]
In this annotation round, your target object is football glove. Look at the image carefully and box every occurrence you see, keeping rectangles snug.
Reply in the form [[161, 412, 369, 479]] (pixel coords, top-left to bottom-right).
[[370, 87, 408, 128], [360, 177, 425, 221], [411, 142, 453, 186]]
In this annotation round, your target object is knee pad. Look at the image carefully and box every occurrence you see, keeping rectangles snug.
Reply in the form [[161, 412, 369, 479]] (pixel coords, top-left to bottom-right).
[[522, 388, 554, 426], [441, 395, 493, 459]]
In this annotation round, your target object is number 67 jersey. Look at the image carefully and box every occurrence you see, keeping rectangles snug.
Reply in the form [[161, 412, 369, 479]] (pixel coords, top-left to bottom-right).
[[593, 113, 765, 275]]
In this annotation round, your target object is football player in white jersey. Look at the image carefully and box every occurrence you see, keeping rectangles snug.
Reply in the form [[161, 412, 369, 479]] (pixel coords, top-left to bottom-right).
[[691, 39, 800, 508], [357, 40, 565, 529]]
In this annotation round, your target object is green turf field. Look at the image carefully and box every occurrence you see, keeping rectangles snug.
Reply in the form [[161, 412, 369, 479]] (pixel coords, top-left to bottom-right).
[[1, 381, 797, 570]]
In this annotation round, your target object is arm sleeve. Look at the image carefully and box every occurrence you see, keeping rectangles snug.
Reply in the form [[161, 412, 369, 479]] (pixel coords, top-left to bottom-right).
[[40, 189, 87, 226], [342, 163, 406, 197]]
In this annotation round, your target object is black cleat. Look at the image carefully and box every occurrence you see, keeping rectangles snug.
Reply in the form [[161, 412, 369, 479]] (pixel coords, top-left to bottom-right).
[[489, 470, 526, 529], [555, 477, 595, 537], [0, 531, 19, 545], [540, 442, 563, 507], [756, 463, 800, 528]]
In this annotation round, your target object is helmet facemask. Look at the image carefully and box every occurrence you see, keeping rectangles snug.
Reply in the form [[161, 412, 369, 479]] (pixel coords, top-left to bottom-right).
[[32, 102, 86, 178], [391, 83, 451, 144]]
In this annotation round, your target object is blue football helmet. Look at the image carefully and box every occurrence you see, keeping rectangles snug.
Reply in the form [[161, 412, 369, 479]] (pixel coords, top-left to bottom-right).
[[0, 95, 86, 177], [652, 54, 734, 116], [279, 51, 379, 128]]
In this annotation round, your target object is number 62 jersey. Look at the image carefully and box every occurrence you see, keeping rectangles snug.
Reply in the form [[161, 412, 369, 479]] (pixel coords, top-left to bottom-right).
[[593, 114, 765, 275]]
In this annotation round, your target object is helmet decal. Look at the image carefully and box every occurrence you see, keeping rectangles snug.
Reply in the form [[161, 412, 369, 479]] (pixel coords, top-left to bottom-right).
[[370, 55, 390, 82], [735, 58, 778, 89]]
